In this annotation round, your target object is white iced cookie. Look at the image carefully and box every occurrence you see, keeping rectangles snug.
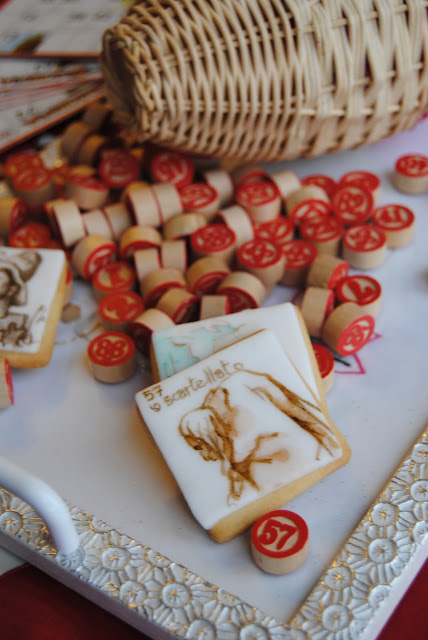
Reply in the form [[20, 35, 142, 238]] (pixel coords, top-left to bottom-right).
[[136, 329, 350, 542]]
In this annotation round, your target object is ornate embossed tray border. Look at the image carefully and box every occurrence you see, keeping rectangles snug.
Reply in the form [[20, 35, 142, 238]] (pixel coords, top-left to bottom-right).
[[0, 425, 426, 640]]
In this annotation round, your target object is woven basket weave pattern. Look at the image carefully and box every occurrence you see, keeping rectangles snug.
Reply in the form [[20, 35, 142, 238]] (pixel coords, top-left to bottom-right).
[[101, 0, 428, 162]]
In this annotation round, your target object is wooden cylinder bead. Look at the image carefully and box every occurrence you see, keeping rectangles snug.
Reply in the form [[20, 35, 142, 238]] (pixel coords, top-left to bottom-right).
[[121, 179, 149, 204], [71, 234, 118, 280], [76, 134, 109, 166], [126, 183, 161, 226], [235, 180, 281, 224], [52, 199, 86, 248], [254, 216, 294, 247], [12, 166, 55, 208], [321, 302, 375, 356], [156, 287, 199, 323], [81, 101, 113, 131], [300, 216, 343, 256], [216, 204, 254, 247], [8, 221, 51, 248], [99, 149, 141, 189], [236, 237, 285, 290], [134, 247, 161, 281], [0, 357, 14, 408], [160, 240, 187, 273], [129, 308, 175, 355], [63, 265, 74, 307], [300, 287, 335, 338], [92, 260, 136, 302], [140, 268, 187, 307], [103, 202, 133, 240], [342, 224, 387, 269], [99, 290, 144, 333], [151, 182, 184, 223], [336, 275, 382, 317], [393, 154, 428, 194], [306, 254, 349, 290], [186, 256, 231, 296], [312, 343, 335, 393], [179, 183, 220, 221], [301, 174, 337, 199], [199, 295, 231, 320], [67, 164, 96, 179], [285, 185, 329, 217], [280, 239, 318, 287], [372, 204, 415, 248], [332, 185, 374, 226], [190, 223, 236, 264], [202, 168, 234, 206], [119, 225, 162, 260], [337, 171, 381, 204], [64, 173, 109, 211], [230, 163, 267, 187], [82, 209, 114, 239], [0, 197, 28, 236], [150, 149, 195, 188], [250, 509, 309, 575], [270, 169, 301, 200], [163, 212, 206, 240], [217, 271, 266, 313], [288, 198, 331, 226], [61, 121, 93, 161], [87, 331, 137, 383]]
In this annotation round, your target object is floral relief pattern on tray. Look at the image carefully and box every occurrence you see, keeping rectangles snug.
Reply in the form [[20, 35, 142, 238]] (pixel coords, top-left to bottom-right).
[[0, 427, 427, 640]]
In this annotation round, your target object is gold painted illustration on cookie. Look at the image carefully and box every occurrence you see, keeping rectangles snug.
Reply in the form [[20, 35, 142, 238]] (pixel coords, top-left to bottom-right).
[[179, 369, 339, 503]]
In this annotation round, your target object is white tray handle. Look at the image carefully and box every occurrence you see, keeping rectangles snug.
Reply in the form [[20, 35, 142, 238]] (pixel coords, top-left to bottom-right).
[[0, 456, 79, 555]]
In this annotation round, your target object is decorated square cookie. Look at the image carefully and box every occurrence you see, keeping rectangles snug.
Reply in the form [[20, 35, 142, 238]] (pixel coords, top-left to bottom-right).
[[136, 330, 350, 542], [0, 247, 67, 368]]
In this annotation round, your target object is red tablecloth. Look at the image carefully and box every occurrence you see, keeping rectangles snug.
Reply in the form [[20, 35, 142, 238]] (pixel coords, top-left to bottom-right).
[[0, 560, 426, 639]]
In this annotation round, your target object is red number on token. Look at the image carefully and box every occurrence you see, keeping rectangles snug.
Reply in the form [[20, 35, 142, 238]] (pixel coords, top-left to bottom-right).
[[88, 332, 135, 366], [290, 199, 331, 225], [343, 224, 386, 252], [8, 222, 51, 248], [337, 315, 375, 355], [395, 154, 428, 177], [312, 344, 334, 379], [336, 275, 381, 305], [93, 261, 135, 291], [179, 183, 217, 209], [69, 174, 108, 191], [99, 149, 140, 188], [332, 185, 374, 225], [238, 238, 282, 268], [4, 151, 44, 178], [301, 174, 337, 198], [13, 166, 51, 191], [372, 204, 414, 230], [190, 224, 235, 252], [218, 288, 257, 313], [338, 171, 380, 194], [300, 216, 343, 242], [10, 200, 29, 231], [254, 217, 294, 245], [236, 180, 279, 206], [4, 358, 14, 405], [100, 291, 144, 322], [151, 150, 194, 188], [258, 518, 298, 551], [282, 240, 318, 269], [251, 510, 308, 559], [83, 243, 117, 279]]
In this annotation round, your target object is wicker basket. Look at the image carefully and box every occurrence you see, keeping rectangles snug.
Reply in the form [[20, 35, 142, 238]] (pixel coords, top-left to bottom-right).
[[101, 0, 428, 163]]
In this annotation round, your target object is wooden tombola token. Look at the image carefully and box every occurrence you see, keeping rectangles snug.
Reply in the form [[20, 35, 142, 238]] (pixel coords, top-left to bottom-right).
[[190, 223, 236, 264], [280, 239, 318, 287], [76, 134, 109, 166], [289, 199, 331, 226], [285, 185, 329, 218], [342, 224, 387, 269], [151, 182, 183, 223], [300, 287, 335, 338], [217, 271, 266, 313], [254, 216, 294, 247], [372, 204, 415, 248], [230, 163, 268, 187], [99, 290, 144, 332], [163, 212, 206, 240], [199, 295, 231, 320], [306, 254, 349, 290], [12, 166, 55, 208], [140, 267, 187, 307], [8, 222, 51, 249], [300, 216, 343, 256], [99, 149, 141, 189], [82, 209, 114, 240], [0, 197, 28, 236], [51, 199, 86, 248], [134, 247, 161, 281], [92, 260, 136, 302], [338, 171, 381, 204], [150, 149, 195, 188], [336, 275, 382, 317], [312, 344, 335, 393], [332, 185, 374, 226], [87, 331, 137, 383], [321, 302, 375, 356], [250, 509, 309, 575], [160, 240, 187, 272], [119, 225, 162, 260], [393, 154, 428, 194], [235, 180, 281, 224], [202, 168, 234, 206], [64, 173, 109, 211], [61, 121, 93, 161], [301, 174, 337, 199], [186, 256, 231, 296], [71, 234, 118, 280], [129, 308, 175, 355], [216, 205, 254, 247], [103, 202, 133, 240], [4, 150, 44, 181], [270, 168, 301, 199], [179, 183, 220, 221], [0, 358, 14, 408], [156, 287, 199, 323], [81, 101, 113, 131], [236, 237, 285, 290]]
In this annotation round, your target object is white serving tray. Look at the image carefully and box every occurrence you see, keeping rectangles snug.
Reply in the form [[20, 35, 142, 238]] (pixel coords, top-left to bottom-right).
[[1, 120, 428, 639]]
